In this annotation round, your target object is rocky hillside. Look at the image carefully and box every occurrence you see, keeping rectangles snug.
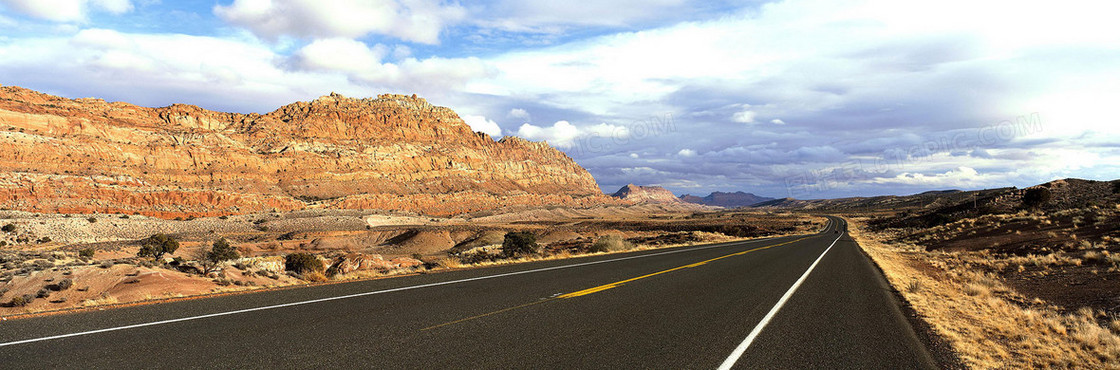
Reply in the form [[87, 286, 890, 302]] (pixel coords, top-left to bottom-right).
[[0, 85, 615, 218], [610, 184, 682, 204], [679, 191, 774, 208]]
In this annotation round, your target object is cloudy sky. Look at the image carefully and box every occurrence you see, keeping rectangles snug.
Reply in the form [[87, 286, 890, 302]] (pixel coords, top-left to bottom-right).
[[1, 0, 1118, 199]]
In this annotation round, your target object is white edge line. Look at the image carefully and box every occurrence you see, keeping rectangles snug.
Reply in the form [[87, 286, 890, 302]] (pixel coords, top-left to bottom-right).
[[717, 231, 843, 370], [0, 233, 807, 347]]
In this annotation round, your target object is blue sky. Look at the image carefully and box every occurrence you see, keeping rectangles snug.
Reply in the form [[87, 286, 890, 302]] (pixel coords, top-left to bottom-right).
[[1, 0, 1118, 199]]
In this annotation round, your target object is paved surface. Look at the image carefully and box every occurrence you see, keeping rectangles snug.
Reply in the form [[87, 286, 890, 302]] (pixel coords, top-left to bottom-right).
[[0, 217, 936, 369]]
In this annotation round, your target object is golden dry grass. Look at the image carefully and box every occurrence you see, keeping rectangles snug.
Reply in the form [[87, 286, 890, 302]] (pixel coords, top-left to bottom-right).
[[847, 217, 1120, 369]]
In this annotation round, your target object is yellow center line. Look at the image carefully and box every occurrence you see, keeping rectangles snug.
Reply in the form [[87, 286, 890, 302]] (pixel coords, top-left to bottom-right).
[[420, 236, 811, 331], [556, 236, 807, 298]]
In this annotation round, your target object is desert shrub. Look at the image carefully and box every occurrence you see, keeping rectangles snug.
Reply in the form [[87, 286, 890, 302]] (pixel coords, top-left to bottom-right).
[[301, 271, 329, 282], [87, 217, 97, 223], [1, 223, 15, 233], [137, 233, 179, 259], [218, 215, 229, 220], [8, 294, 33, 307], [205, 238, 240, 265], [589, 235, 633, 253], [285, 253, 324, 274], [36, 289, 50, 299], [47, 278, 73, 291], [1023, 188, 1052, 209], [36, 237, 51, 244], [78, 248, 95, 258], [501, 231, 539, 257]]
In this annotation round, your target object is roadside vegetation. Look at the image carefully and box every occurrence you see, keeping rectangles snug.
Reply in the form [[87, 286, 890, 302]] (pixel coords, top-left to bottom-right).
[[848, 217, 1120, 367]]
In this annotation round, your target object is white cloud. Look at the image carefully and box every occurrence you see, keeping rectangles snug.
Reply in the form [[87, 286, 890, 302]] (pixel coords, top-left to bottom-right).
[[677, 148, 696, 157], [289, 38, 387, 73], [770, 119, 786, 125], [516, 120, 580, 147], [512, 120, 632, 147], [286, 39, 494, 92], [1, 0, 132, 22], [629, 153, 639, 158], [507, 108, 530, 120], [213, 0, 466, 44], [584, 123, 630, 139], [731, 109, 757, 124], [477, 0, 695, 33], [460, 114, 503, 137], [871, 166, 987, 187]]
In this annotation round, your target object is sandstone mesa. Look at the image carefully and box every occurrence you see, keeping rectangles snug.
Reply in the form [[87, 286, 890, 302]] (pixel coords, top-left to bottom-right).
[[0, 85, 618, 218]]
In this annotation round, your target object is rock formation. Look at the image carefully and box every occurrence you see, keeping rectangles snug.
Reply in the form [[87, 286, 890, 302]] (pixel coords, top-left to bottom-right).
[[610, 184, 683, 204], [679, 191, 775, 208], [0, 85, 616, 218]]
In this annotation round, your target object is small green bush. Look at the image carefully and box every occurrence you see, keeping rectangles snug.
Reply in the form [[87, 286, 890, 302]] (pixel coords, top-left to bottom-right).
[[589, 235, 633, 253], [285, 253, 324, 274], [78, 248, 95, 258], [501, 231, 540, 257], [137, 233, 179, 259], [206, 238, 240, 265], [1, 223, 15, 233], [8, 294, 33, 307]]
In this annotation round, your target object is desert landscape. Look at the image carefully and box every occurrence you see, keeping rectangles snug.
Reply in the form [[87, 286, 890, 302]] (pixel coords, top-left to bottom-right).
[[758, 178, 1120, 367], [0, 87, 825, 317], [1, 2, 1117, 368]]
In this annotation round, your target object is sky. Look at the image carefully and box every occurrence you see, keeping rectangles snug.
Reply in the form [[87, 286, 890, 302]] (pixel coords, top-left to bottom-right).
[[1, 0, 1118, 199]]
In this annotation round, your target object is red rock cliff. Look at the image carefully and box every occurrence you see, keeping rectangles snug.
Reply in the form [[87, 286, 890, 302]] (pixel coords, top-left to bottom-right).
[[0, 86, 614, 218]]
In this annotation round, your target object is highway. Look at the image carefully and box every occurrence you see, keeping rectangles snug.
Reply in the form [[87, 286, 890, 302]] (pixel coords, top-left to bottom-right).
[[0, 217, 937, 369]]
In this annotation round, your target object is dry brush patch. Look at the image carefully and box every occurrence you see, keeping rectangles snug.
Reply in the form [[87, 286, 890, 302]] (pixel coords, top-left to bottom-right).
[[848, 217, 1120, 368]]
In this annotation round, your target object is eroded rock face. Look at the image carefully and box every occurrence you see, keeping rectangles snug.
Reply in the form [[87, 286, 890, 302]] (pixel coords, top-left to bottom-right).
[[610, 184, 683, 204], [326, 253, 422, 276], [0, 86, 615, 218]]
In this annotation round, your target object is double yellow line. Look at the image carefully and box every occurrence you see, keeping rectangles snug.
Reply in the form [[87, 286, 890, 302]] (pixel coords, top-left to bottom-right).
[[422, 236, 809, 331]]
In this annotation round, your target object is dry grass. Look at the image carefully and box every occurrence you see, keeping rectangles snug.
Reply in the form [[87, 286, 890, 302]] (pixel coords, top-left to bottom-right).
[[847, 217, 1120, 368]]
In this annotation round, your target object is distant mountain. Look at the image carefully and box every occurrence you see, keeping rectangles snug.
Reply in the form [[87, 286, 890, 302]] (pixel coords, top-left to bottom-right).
[[679, 194, 705, 204], [611, 184, 683, 204], [679, 191, 775, 208]]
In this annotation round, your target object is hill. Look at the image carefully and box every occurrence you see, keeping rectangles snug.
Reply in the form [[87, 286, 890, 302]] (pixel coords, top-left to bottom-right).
[[679, 191, 774, 207], [610, 184, 683, 204], [0, 85, 616, 218]]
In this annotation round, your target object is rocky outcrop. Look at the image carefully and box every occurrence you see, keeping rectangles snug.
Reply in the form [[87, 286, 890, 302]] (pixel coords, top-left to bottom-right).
[[0, 85, 617, 218], [679, 191, 775, 208], [326, 253, 422, 276], [610, 184, 682, 204]]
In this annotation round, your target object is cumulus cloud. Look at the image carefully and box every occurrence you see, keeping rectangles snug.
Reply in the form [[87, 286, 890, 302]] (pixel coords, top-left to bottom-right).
[[872, 166, 985, 187], [770, 119, 785, 125], [1, 0, 132, 22], [678, 149, 697, 157], [288, 38, 388, 73], [286, 39, 494, 91], [516, 120, 580, 147], [213, 0, 466, 44], [507, 108, 530, 120], [731, 109, 757, 124], [460, 114, 503, 137], [513, 120, 631, 148]]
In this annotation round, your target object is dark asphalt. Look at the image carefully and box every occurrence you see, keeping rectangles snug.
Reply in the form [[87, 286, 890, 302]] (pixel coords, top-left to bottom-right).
[[0, 217, 936, 369]]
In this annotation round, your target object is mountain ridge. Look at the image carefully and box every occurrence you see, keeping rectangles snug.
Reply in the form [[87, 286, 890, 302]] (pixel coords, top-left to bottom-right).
[[0, 85, 618, 218]]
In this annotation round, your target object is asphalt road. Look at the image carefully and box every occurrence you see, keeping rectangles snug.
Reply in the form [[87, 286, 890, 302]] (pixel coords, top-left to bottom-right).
[[0, 217, 936, 369]]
